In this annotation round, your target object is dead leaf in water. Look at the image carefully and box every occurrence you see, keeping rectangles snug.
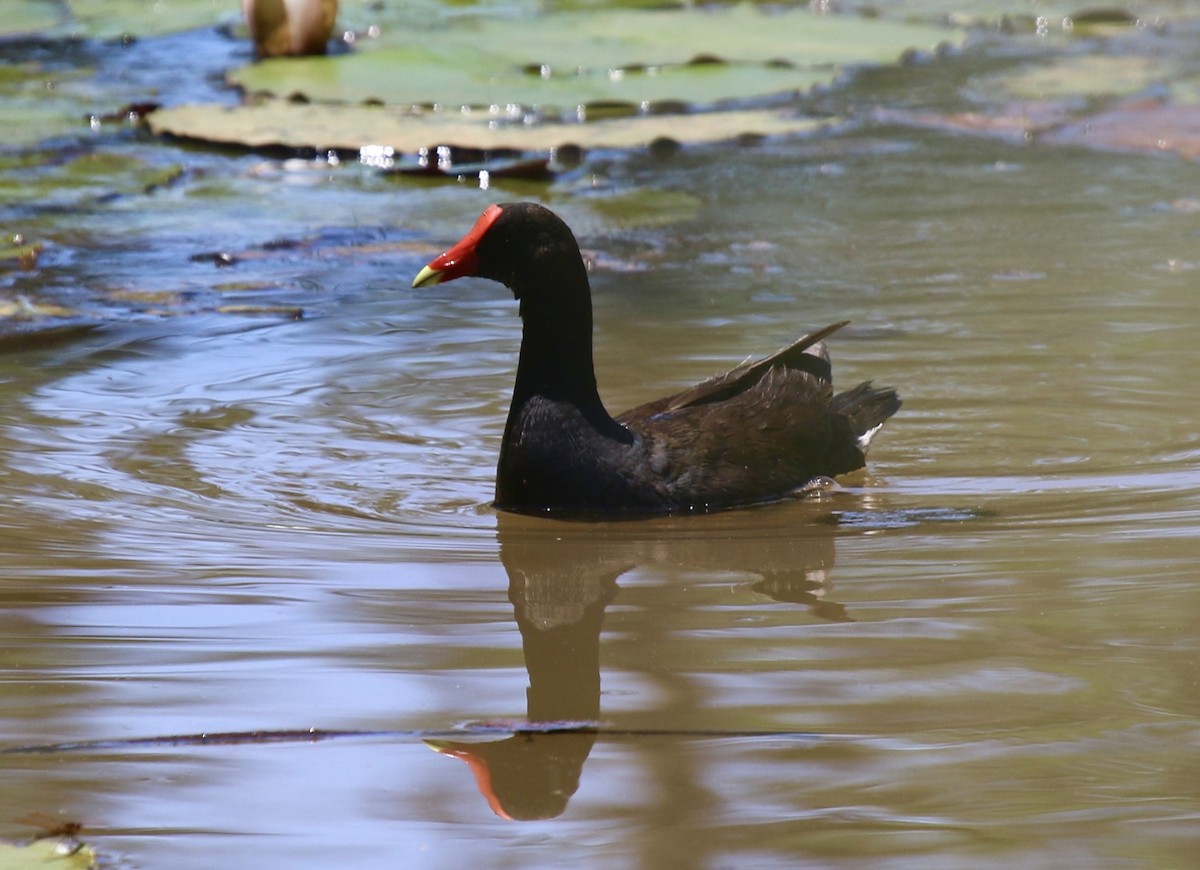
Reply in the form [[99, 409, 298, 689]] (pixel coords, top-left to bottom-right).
[[1044, 96, 1200, 159], [872, 102, 1075, 143]]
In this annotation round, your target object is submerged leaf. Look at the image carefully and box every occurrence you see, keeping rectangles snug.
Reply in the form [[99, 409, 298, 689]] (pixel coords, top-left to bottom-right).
[[0, 148, 184, 210], [0, 239, 44, 270], [571, 188, 704, 232]]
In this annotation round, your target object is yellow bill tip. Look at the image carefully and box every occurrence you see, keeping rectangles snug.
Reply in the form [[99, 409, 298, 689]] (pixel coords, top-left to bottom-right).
[[411, 264, 443, 289]]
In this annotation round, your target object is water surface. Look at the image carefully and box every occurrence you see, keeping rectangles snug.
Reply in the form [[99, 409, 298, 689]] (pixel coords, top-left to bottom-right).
[[2, 7, 1199, 869]]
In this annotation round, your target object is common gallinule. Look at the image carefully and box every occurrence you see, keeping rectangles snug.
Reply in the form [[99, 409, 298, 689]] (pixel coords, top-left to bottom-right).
[[412, 202, 900, 517]]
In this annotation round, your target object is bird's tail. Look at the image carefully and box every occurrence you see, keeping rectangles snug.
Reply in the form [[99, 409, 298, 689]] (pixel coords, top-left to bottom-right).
[[828, 381, 901, 475]]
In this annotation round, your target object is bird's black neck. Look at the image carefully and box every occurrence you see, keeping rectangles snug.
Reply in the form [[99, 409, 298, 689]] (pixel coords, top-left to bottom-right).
[[508, 269, 630, 443]]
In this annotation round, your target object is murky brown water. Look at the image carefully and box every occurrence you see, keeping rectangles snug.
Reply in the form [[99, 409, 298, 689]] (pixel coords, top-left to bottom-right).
[[3, 7, 1200, 869]]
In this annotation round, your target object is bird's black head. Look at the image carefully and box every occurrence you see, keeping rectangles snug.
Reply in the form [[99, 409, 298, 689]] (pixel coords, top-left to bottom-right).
[[412, 202, 587, 304]]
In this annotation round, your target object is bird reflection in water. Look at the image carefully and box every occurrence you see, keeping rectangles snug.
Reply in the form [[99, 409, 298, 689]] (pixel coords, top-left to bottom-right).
[[429, 505, 850, 820]]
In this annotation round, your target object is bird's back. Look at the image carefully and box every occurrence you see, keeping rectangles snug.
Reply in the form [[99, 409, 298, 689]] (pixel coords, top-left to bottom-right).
[[496, 324, 899, 517]]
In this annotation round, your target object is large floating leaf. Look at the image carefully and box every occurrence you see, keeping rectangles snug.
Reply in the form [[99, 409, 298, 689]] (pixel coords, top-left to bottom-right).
[[147, 100, 832, 153], [0, 1, 64, 38], [875, 16, 1200, 161], [235, 50, 830, 112], [150, 4, 957, 153], [57, 0, 237, 39], [986, 54, 1173, 101], [230, 4, 959, 109]]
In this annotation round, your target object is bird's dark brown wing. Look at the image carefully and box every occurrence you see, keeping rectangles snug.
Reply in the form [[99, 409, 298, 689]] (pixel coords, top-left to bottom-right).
[[625, 321, 846, 420], [613, 323, 851, 507]]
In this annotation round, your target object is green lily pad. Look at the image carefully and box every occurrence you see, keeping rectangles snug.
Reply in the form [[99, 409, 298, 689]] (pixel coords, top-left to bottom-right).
[[1062, 7, 1142, 36], [988, 54, 1169, 100], [236, 49, 830, 113], [0, 62, 99, 148], [5, 0, 231, 40], [827, 1, 1145, 33], [231, 4, 958, 109], [146, 4, 959, 154], [59, 0, 237, 39], [0, 0, 65, 38], [146, 100, 833, 153]]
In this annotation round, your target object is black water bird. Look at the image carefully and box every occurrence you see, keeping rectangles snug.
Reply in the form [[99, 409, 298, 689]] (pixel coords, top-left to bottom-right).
[[412, 202, 900, 517]]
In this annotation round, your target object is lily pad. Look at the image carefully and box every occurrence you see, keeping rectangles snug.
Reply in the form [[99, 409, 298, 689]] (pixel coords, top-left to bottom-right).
[[5, 0, 234, 40], [146, 100, 834, 153], [987, 54, 1170, 100], [58, 0, 238, 40], [826, 1, 1144, 34], [0, 1, 65, 39], [230, 5, 958, 109], [236, 50, 830, 113], [146, 4, 959, 154]]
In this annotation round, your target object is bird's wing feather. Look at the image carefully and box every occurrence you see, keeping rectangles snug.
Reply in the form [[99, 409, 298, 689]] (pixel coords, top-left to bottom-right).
[[619, 321, 846, 422], [610, 324, 853, 506]]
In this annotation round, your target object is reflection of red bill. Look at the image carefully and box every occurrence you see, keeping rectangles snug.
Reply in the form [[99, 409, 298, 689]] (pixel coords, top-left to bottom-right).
[[426, 739, 513, 821]]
